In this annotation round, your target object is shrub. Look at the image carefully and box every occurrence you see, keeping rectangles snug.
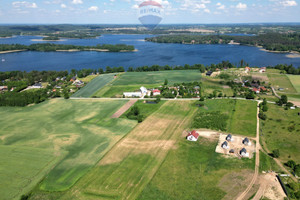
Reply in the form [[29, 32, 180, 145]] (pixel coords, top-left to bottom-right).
[[272, 149, 280, 158]]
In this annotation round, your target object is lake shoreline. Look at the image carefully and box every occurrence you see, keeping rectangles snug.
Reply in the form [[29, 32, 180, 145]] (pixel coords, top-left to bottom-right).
[[0, 49, 138, 54], [0, 49, 27, 54]]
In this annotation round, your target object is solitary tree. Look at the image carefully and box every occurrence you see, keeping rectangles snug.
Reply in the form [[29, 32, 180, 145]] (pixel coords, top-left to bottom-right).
[[281, 95, 288, 104], [272, 149, 280, 158], [164, 79, 168, 85]]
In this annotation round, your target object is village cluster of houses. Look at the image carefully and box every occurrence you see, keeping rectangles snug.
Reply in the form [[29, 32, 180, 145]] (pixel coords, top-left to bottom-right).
[[221, 134, 251, 157], [245, 66, 266, 74], [123, 87, 161, 98], [243, 79, 269, 94]]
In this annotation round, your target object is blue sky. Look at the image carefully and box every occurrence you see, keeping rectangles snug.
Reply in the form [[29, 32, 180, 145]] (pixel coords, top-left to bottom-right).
[[0, 0, 299, 24]]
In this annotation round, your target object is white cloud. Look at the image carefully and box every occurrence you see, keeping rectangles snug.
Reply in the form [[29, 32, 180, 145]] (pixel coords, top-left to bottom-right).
[[236, 2, 247, 10], [204, 8, 210, 13], [216, 2, 225, 10], [12, 1, 38, 8], [280, 0, 297, 6], [88, 6, 98, 11], [61, 3, 66, 8], [72, 0, 83, 5]]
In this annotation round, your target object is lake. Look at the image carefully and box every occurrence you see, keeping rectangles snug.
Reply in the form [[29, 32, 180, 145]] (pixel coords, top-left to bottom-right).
[[0, 34, 299, 71]]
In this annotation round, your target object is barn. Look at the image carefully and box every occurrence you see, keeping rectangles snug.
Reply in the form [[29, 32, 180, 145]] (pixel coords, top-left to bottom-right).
[[187, 130, 200, 142]]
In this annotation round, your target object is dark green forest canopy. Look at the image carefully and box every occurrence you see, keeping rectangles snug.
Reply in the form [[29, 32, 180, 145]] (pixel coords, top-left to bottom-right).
[[145, 33, 300, 53]]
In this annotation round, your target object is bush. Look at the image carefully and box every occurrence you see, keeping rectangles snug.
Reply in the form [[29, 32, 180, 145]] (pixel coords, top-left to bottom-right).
[[199, 96, 205, 101], [259, 112, 267, 120], [286, 160, 296, 169], [272, 149, 280, 158]]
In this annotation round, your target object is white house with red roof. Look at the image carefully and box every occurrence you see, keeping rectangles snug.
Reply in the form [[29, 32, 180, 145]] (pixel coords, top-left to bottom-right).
[[187, 130, 200, 142], [152, 89, 161, 96]]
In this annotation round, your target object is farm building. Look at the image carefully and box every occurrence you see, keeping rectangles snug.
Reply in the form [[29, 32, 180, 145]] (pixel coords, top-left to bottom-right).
[[240, 148, 249, 157], [152, 89, 161, 96], [31, 83, 43, 89], [245, 67, 251, 73], [243, 138, 251, 146], [0, 86, 8, 91], [259, 67, 266, 73], [140, 87, 148, 95], [206, 71, 213, 76], [226, 134, 233, 141], [123, 92, 142, 98], [252, 88, 260, 94], [229, 149, 235, 154], [221, 141, 229, 149], [187, 130, 200, 142]]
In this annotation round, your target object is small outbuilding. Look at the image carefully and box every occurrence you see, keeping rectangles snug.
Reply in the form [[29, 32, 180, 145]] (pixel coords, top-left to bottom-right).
[[226, 134, 233, 142], [243, 137, 251, 146], [229, 149, 235, 154], [206, 71, 213, 76], [187, 130, 200, 142], [240, 148, 248, 157], [222, 141, 229, 149]]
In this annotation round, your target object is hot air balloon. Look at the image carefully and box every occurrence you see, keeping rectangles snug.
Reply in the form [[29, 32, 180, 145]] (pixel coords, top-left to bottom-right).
[[138, 1, 163, 30]]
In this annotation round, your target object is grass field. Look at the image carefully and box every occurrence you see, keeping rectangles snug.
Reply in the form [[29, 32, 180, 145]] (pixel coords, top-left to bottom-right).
[[0, 99, 137, 192], [195, 99, 257, 137], [287, 75, 300, 93], [260, 104, 300, 163], [112, 70, 202, 85], [72, 74, 115, 98], [60, 101, 198, 200], [267, 73, 297, 94], [201, 77, 234, 97], [0, 146, 62, 200], [138, 138, 255, 200]]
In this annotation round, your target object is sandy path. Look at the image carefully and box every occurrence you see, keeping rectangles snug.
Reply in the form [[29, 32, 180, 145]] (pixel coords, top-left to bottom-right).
[[111, 99, 137, 118], [236, 101, 261, 200]]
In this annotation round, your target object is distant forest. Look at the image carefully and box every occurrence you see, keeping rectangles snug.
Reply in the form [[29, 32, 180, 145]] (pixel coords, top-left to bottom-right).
[[145, 33, 300, 53], [0, 43, 135, 52]]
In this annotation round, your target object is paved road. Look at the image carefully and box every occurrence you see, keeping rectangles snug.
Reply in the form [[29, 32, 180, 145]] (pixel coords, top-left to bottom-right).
[[236, 101, 261, 200]]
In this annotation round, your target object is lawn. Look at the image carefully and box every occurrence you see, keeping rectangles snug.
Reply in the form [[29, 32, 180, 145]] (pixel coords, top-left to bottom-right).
[[193, 99, 257, 137], [112, 70, 202, 85], [268, 73, 297, 94], [72, 74, 115, 98], [260, 104, 300, 163], [0, 146, 62, 200], [287, 75, 300, 93], [138, 137, 255, 200], [0, 99, 137, 192], [60, 101, 198, 200]]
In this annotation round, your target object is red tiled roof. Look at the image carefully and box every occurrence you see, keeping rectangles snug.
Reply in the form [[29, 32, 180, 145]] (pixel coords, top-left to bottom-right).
[[153, 89, 161, 93], [252, 88, 260, 92], [188, 130, 199, 139], [260, 86, 267, 91]]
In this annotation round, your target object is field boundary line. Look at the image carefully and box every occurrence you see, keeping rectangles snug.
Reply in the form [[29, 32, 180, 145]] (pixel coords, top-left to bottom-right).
[[111, 99, 137, 118]]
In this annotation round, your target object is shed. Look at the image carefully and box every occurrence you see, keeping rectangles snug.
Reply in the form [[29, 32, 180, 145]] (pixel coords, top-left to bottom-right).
[[243, 137, 250, 145], [240, 148, 247, 156], [222, 141, 229, 149], [187, 130, 200, 142], [226, 134, 232, 141], [206, 71, 213, 76], [140, 86, 148, 95], [229, 149, 235, 154]]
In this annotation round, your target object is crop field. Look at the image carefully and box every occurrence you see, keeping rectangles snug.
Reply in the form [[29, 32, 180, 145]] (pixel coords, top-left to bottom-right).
[[0, 99, 137, 193], [194, 99, 257, 137], [260, 104, 300, 163], [0, 146, 61, 200], [138, 138, 255, 200], [72, 74, 115, 98], [61, 101, 198, 200], [112, 70, 202, 85], [201, 77, 234, 96], [287, 75, 300, 93], [267, 73, 297, 93]]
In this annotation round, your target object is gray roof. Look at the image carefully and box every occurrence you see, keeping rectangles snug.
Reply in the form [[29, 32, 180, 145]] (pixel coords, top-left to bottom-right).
[[240, 148, 247, 154], [222, 141, 228, 147], [243, 138, 249, 143]]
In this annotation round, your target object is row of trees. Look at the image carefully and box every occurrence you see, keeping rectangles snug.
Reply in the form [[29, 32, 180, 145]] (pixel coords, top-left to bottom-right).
[[0, 43, 135, 52]]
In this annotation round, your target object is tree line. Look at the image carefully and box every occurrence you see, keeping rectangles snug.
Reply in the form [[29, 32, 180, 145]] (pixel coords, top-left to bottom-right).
[[0, 43, 135, 52], [145, 33, 300, 53]]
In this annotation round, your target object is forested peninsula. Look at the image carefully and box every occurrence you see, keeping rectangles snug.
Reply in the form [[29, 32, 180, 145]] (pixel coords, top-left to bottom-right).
[[0, 43, 136, 53], [145, 33, 300, 53]]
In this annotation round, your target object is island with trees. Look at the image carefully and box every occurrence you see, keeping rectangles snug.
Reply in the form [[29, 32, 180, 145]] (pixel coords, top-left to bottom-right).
[[0, 43, 136, 53]]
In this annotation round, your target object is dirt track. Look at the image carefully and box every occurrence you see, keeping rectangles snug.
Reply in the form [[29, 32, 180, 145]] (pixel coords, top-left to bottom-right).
[[111, 99, 137, 118], [236, 101, 261, 200]]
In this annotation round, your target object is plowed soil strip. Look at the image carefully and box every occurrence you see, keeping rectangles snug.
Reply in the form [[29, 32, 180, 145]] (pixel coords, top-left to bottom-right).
[[111, 99, 137, 118]]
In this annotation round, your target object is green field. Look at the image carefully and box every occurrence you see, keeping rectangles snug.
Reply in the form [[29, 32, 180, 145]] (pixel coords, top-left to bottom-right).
[[201, 77, 234, 96], [268, 73, 297, 93], [0, 146, 62, 200], [138, 138, 254, 200], [287, 75, 300, 93], [260, 104, 300, 163], [112, 70, 202, 85], [59, 101, 198, 200], [0, 99, 137, 193], [195, 99, 257, 136], [72, 74, 115, 97]]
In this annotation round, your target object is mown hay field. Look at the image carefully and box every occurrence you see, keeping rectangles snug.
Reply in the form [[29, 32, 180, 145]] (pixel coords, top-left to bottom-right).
[[268, 73, 297, 93], [0, 99, 137, 194], [287, 75, 300, 93]]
